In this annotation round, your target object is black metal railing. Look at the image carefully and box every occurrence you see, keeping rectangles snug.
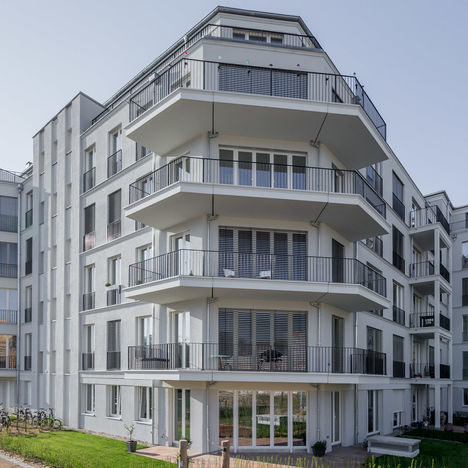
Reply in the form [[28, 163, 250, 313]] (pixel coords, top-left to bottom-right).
[[435, 206, 450, 235], [392, 194, 405, 221], [24, 209, 33, 228], [128, 249, 387, 297], [82, 352, 95, 370], [440, 364, 450, 379], [107, 150, 122, 178], [366, 166, 383, 196], [0, 263, 17, 278], [82, 292, 95, 311], [410, 363, 434, 378], [393, 360, 405, 378], [82, 167, 96, 192], [128, 156, 386, 219], [128, 343, 386, 375], [129, 58, 386, 139], [107, 351, 121, 370], [440, 263, 450, 283], [409, 261, 434, 278], [0, 215, 17, 233], [83, 232, 95, 251], [0, 355, 16, 369], [107, 219, 121, 242], [0, 309, 17, 324], [409, 205, 450, 236], [392, 252, 405, 273], [25, 260, 32, 275], [365, 236, 383, 257], [24, 356, 32, 371], [107, 287, 121, 306], [24, 307, 32, 323], [392, 306, 405, 326], [439, 314, 450, 331], [410, 312, 435, 328]]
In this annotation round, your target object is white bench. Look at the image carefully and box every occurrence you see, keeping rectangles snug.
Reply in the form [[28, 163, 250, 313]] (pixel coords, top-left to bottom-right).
[[367, 435, 420, 458]]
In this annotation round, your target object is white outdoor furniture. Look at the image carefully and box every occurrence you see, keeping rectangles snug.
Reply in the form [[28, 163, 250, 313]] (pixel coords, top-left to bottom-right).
[[259, 270, 271, 279], [367, 435, 420, 458], [223, 269, 235, 278]]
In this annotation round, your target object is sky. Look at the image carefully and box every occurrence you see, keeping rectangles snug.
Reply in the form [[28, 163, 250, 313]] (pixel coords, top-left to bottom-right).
[[1, 0, 467, 205]]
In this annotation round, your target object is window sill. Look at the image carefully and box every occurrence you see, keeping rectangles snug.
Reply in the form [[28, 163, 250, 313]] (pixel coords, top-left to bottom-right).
[[107, 416, 122, 421], [135, 420, 152, 426], [82, 412, 95, 417]]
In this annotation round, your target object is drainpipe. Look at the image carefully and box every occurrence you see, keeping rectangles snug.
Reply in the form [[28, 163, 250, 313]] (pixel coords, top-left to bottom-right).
[[16, 181, 23, 408]]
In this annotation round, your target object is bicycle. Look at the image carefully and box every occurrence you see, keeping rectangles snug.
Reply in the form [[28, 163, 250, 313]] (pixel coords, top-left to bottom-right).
[[47, 408, 63, 430]]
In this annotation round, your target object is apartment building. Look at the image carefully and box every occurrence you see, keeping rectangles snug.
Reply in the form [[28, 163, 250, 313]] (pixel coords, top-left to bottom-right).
[[0, 5, 461, 454]]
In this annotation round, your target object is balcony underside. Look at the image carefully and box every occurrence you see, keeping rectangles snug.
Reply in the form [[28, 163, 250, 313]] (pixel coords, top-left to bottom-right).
[[409, 327, 452, 339], [124, 369, 390, 385], [410, 225, 451, 251], [125, 88, 389, 169], [125, 276, 389, 311], [125, 183, 389, 241], [409, 277, 451, 295]]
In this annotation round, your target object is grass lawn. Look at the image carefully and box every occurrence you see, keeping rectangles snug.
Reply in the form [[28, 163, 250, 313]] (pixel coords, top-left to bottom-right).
[[373, 437, 468, 468], [0, 430, 175, 468]]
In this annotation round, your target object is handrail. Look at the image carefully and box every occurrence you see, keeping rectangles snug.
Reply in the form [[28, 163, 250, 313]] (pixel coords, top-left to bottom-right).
[[128, 57, 386, 139], [128, 156, 386, 219]]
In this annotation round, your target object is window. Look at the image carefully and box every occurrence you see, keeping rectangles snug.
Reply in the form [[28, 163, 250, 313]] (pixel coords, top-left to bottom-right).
[[0, 243, 17, 278], [107, 190, 121, 241], [39, 251, 44, 275], [83, 147, 96, 191], [367, 326, 382, 352], [393, 335, 404, 377], [392, 282, 405, 325], [25, 238, 32, 275], [84, 384, 95, 413], [137, 316, 153, 346], [367, 390, 379, 434], [84, 147, 95, 171], [0, 335, 16, 369], [0, 289, 17, 317], [463, 278, 468, 306], [0, 196, 17, 232], [83, 204, 95, 251], [393, 411, 403, 428], [463, 243, 468, 269], [107, 385, 121, 417], [108, 130, 122, 177], [463, 316, 468, 341], [84, 265, 95, 293], [137, 387, 152, 421], [107, 257, 121, 305], [107, 320, 121, 370], [25, 191, 33, 228], [464, 389, 468, 406], [109, 129, 122, 155], [136, 245, 153, 283], [392, 226, 405, 273], [463, 352, 468, 380], [24, 334, 32, 370], [392, 172, 405, 220], [136, 143, 150, 161], [39, 201, 44, 225]]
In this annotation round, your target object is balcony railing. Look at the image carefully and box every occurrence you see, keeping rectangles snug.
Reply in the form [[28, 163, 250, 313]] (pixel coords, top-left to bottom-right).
[[82, 292, 95, 311], [440, 364, 450, 379], [128, 343, 386, 375], [392, 306, 405, 326], [392, 194, 405, 221], [24, 209, 33, 229], [107, 219, 121, 242], [83, 231, 96, 251], [409, 261, 434, 279], [24, 307, 32, 323], [410, 363, 434, 378], [0, 355, 16, 369], [392, 252, 405, 273], [107, 150, 122, 178], [0, 309, 17, 324], [0, 263, 17, 278], [107, 286, 121, 306], [393, 360, 405, 378], [440, 263, 450, 283], [82, 167, 96, 192], [0, 215, 17, 233], [128, 156, 386, 219], [365, 236, 383, 257], [410, 312, 435, 328], [82, 352, 95, 370], [128, 249, 387, 297], [409, 206, 450, 235], [24, 356, 32, 371], [107, 351, 121, 370], [25, 260, 32, 275], [129, 58, 386, 139], [439, 314, 450, 331]]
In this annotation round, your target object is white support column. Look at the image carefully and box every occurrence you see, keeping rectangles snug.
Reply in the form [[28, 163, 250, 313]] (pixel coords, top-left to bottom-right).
[[434, 384, 441, 429], [448, 384, 453, 424], [434, 229, 440, 276], [434, 332, 440, 379]]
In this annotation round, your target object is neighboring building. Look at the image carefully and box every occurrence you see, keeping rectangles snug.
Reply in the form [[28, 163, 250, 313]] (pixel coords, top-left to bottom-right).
[[0, 5, 462, 454]]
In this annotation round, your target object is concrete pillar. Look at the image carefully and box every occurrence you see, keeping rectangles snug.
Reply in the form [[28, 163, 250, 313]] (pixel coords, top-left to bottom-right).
[[434, 230, 440, 276], [448, 384, 453, 424], [434, 384, 441, 429], [190, 387, 208, 453], [154, 385, 170, 446], [434, 281, 440, 327], [434, 332, 440, 379]]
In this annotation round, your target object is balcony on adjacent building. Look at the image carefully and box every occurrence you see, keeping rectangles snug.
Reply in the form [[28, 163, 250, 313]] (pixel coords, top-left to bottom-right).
[[409, 311, 451, 334], [82, 167, 96, 193], [409, 260, 451, 294], [125, 58, 388, 168], [107, 150, 122, 178], [128, 343, 387, 376], [107, 351, 121, 370], [126, 249, 388, 311], [0, 309, 17, 324], [0, 263, 17, 278], [409, 206, 450, 238], [126, 156, 389, 241], [82, 352, 95, 370]]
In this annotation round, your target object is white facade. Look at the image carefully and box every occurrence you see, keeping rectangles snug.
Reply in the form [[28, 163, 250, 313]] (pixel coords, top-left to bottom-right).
[[0, 5, 463, 454]]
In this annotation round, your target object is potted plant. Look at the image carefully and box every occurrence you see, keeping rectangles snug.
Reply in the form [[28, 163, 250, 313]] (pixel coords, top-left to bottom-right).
[[312, 440, 327, 457], [124, 424, 137, 452], [105, 282, 112, 287]]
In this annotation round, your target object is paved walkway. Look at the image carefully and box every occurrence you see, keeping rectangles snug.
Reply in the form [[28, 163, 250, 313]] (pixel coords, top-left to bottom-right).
[[0, 452, 37, 468], [137, 444, 368, 467]]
